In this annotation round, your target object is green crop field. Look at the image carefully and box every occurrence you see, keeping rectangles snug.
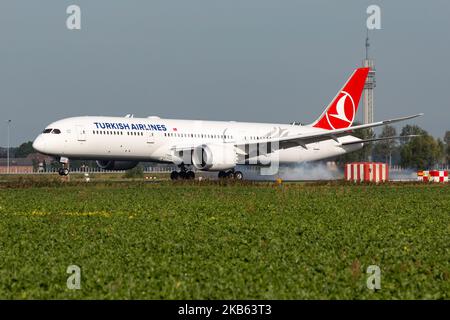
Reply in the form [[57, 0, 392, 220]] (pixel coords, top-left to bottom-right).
[[0, 180, 449, 299]]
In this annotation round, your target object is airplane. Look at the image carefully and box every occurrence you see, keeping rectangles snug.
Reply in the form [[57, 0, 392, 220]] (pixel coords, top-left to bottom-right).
[[32, 67, 422, 180]]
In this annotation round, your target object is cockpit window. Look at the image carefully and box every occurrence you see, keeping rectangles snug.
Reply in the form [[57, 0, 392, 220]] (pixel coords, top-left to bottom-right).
[[43, 129, 52, 133], [52, 129, 61, 134]]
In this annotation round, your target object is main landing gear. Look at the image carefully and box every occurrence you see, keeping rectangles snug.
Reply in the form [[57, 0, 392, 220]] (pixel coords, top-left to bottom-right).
[[218, 170, 244, 180], [170, 164, 195, 180]]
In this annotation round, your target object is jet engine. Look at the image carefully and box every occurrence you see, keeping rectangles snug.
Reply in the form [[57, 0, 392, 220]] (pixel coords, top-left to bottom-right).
[[96, 160, 139, 171], [192, 144, 237, 171]]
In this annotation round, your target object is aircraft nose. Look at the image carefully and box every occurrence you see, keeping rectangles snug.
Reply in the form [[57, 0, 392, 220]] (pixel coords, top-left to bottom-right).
[[32, 135, 47, 153]]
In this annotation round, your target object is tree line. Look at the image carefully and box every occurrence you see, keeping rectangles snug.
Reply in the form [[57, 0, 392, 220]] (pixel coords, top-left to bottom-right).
[[337, 124, 449, 169]]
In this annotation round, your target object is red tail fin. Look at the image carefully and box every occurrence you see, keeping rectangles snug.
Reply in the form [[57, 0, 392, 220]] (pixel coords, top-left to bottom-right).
[[312, 67, 369, 130]]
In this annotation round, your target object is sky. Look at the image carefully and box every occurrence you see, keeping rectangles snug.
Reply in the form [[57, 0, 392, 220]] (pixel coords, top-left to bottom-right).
[[0, 0, 449, 146]]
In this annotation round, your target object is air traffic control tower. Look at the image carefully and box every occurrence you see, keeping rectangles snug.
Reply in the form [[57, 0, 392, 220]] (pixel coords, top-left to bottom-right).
[[362, 31, 376, 124]]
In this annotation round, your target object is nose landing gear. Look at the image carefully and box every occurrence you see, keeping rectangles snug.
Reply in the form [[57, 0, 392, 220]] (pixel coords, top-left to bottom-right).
[[58, 157, 70, 176], [58, 167, 70, 176]]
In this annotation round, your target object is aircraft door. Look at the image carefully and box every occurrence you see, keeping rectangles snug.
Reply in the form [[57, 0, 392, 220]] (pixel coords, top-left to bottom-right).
[[147, 132, 155, 144], [76, 125, 87, 141]]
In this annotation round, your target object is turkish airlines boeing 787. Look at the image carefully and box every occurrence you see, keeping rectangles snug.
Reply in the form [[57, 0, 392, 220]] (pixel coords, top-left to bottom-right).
[[33, 67, 422, 180]]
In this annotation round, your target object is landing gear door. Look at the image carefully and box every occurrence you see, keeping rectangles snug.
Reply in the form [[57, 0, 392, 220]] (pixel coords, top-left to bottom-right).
[[76, 125, 87, 141]]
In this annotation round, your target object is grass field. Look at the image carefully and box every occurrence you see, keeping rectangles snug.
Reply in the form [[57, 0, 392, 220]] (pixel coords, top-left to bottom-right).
[[0, 179, 449, 299]]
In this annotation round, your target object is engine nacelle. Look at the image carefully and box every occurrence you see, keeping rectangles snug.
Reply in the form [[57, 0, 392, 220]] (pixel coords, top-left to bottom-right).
[[96, 160, 139, 171], [192, 144, 237, 171]]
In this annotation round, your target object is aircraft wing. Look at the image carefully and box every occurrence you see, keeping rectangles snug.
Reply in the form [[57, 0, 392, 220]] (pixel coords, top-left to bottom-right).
[[168, 113, 422, 153], [234, 113, 423, 150], [340, 135, 420, 146]]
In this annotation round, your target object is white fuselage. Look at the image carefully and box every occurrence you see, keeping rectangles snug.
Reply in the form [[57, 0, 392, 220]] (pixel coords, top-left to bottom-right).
[[32, 116, 363, 168]]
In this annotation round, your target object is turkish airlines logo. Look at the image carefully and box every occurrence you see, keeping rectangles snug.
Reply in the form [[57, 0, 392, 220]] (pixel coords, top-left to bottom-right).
[[325, 90, 356, 129]]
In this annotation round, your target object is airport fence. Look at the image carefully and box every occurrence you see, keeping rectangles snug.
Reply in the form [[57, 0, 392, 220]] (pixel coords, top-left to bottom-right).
[[0, 165, 449, 176], [0, 166, 179, 175]]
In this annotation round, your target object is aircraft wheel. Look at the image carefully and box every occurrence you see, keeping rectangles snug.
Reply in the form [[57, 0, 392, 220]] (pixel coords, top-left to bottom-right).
[[186, 171, 195, 180], [178, 171, 187, 180], [233, 171, 243, 180], [170, 171, 179, 180], [226, 171, 235, 179], [63, 168, 70, 176]]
